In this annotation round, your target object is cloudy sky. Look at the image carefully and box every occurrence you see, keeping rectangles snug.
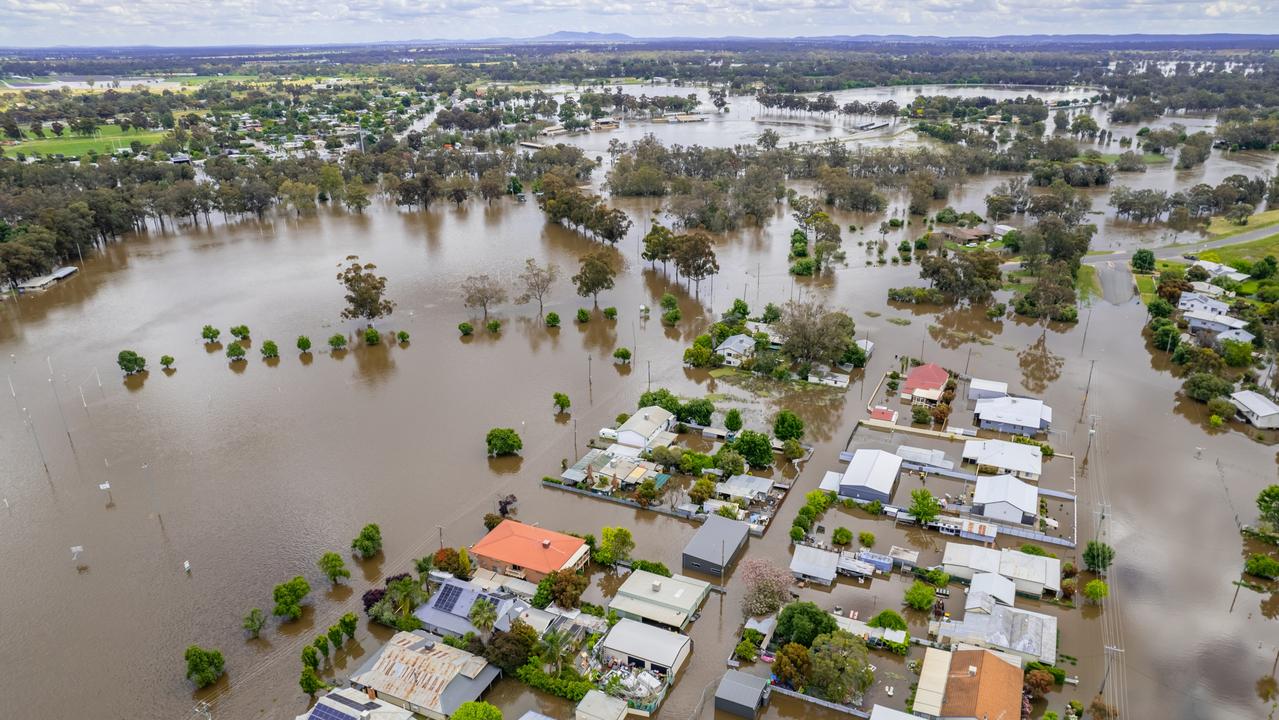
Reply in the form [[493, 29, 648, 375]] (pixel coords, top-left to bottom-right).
[[0, 0, 1275, 47]]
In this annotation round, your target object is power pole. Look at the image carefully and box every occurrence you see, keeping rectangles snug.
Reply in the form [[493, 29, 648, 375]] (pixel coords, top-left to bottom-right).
[[1099, 645, 1124, 695]]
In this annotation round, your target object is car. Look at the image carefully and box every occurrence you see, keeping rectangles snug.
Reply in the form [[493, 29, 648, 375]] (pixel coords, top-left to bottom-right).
[[1183, 253, 1199, 261], [599, 428, 618, 440]]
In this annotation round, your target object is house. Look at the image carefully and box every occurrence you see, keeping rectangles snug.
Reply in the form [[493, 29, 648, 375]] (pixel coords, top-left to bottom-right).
[[855, 338, 875, 360], [413, 578, 523, 638], [973, 396, 1052, 436], [1190, 280, 1227, 298], [1216, 328, 1257, 348], [743, 320, 782, 349], [598, 618, 692, 677], [295, 687, 414, 720], [966, 572, 1017, 611], [714, 669, 770, 719], [942, 543, 1060, 596], [1194, 259, 1251, 283], [789, 544, 840, 586], [470, 520, 589, 583], [837, 449, 903, 504], [869, 406, 899, 423], [962, 439, 1042, 482], [617, 406, 676, 449], [1232, 390, 1279, 429], [575, 690, 629, 720], [902, 363, 950, 404], [967, 378, 1008, 401], [15, 265, 77, 292], [608, 569, 710, 630], [896, 445, 954, 470], [591, 454, 661, 493], [682, 514, 750, 577], [911, 648, 1022, 720], [1185, 310, 1249, 335], [1178, 291, 1229, 316], [716, 474, 774, 504], [889, 545, 920, 571], [993, 224, 1018, 239], [716, 334, 756, 367], [972, 474, 1038, 525], [837, 550, 877, 578], [349, 631, 501, 720], [934, 604, 1058, 665]]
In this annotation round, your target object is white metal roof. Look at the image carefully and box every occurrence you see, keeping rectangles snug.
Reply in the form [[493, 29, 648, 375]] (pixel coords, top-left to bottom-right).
[[1178, 292, 1229, 315], [974, 396, 1052, 430], [617, 406, 674, 442], [790, 544, 839, 583], [963, 439, 1042, 476], [969, 378, 1008, 395], [819, 470, 843, 493], [1184, 309, 1248, 329], [615, 570, 710, 616], [599, 618, 690, 668], [716, 474, 773, 501], [935, 604, 1058, 664], [840, 449, 902, 494], [715, 334, 755, 356], [943, 542, 1001, 575], [576, 689, 629, 720], [912, 647, 952, 717], [895, 445, 954, 469], [1232, 390, 1279, 418], [973, 474, 1038, 516], [999, 549, 1061, 593], [1217, 329, 1256, 345], [969, 572, 1017, 608]]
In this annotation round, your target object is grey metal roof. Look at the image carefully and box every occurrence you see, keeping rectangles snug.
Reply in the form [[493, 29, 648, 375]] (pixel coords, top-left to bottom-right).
[[716, 669, 769, 707], [684, 514, 749, 564]]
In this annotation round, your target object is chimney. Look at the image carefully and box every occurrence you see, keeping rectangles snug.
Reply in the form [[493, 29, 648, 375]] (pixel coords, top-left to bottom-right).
[[652, 580, 663, 592], [968, 665, 978, 676], [542, 539, 551, 548]]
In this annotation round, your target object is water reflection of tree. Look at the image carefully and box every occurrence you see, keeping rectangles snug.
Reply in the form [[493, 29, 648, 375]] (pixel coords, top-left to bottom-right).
[[927, 306, 996, 350], [350, 342, 397, 385], [1017, 332, 1064, 394]]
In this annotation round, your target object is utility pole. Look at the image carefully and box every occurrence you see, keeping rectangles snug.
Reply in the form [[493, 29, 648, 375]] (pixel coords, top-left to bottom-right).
[[1099, 645, 1124, 695]]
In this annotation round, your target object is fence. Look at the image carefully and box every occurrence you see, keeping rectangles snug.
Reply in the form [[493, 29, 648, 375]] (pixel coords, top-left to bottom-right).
[[767, 686, 869, 717]]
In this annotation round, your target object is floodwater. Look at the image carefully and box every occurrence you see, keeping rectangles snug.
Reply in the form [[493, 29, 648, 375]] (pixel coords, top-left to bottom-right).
[[2, 92, 1278, 720]]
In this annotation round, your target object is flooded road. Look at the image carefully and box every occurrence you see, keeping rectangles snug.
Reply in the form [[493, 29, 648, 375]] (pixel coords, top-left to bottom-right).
[[2, 97, 1279, 720]]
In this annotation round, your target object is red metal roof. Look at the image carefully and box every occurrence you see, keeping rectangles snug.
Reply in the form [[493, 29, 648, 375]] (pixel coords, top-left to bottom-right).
[[903, 363, 949, 394], [471, 519, 586, 575]]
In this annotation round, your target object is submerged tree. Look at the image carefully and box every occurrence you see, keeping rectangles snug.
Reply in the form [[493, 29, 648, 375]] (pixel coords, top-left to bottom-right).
[[337, 255, 395, 324]]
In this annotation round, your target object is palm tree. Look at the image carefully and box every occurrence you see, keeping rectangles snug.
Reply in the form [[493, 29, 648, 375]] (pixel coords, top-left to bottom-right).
[[414, 554, 434, 585], [469, 598, 498, 641], [386, 575, 427, 620], [539, 628, 572, 676]]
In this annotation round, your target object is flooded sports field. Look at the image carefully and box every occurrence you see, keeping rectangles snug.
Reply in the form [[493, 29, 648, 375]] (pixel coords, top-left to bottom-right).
[[1, 85, 1277, 720]]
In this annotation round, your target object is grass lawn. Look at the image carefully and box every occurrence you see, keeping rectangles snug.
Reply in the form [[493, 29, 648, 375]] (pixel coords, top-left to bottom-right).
[[944, 240, 1005, 253], [1134, 273, 1156, 305], [1077, 265, 1102, 303], [1078, 152, 1171, 165], [1200, 232, 1279, 265], [1208, 208, 1279, 239], [1085, 249, 1117, 256], [1003, 269, 1036, 293], [7, 124, 166, 156]]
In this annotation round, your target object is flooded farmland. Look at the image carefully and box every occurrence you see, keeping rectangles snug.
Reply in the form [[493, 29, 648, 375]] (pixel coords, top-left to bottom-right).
[[1, 85, 1278, 720]]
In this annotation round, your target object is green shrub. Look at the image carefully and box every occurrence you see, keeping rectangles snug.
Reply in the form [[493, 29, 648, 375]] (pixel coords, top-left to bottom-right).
[[485, 320, 501, 334], [734, 639, 759, 661], [613, 347, 632, 363], [576, 309, 590, 323], [859, 531, 875, 547], [328, 333, 347, 349], [545, 312, 561, 327], [790, 258, 817, 276], [364, 328, 381, 345], [1246, 553, 1279, 579], [515, 662, 593, 701], [662, 308, 681, 325], [397, 330, 410, 343], [832, 527, 852, 545], [603, 307, 618, 320], [789, 525, 804, 542]]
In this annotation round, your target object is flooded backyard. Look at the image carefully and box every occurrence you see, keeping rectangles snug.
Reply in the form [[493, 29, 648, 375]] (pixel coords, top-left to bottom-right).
[[1, 86, 1278, 720]]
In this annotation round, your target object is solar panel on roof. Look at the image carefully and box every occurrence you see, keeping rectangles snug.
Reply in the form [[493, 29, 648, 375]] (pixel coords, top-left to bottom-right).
[[435, 583, 464, 613], [308, 703, 359, 720]]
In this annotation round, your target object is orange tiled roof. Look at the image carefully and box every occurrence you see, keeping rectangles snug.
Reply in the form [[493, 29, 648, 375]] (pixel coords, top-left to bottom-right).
[[939, 649, 1023, 720], [471, 519, 586, 574]]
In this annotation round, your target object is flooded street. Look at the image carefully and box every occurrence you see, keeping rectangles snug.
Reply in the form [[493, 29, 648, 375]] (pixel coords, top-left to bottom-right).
[[2, 89, 1278, 720]]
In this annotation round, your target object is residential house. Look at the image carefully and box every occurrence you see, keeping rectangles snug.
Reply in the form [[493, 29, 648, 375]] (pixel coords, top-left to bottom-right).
[[715, 669, 770, 719], [608, 569, 710, 631], [855, 338, 875, 360], [837, 449, 903, 504], [1178, 291, 1229, 316], [1190, 280, 1227, 298], [942, 543, 1060, 596], [413, 578, 523, 638], [911, 648, 1023, 720], [716, 334, 756, 367], [15, 265, 77, 292], [1185, 310, 1250, 336], [933, 604, 1058, 665], [1194, 259, 1251, 283], [1216, 328, 1258, 349], [962, 439, 1042, 482], [869, 406, 899, 423], [682, 514, 749, 577], [591, 454, 661, 493], [715, 474, 774, 505], [965, 572, 1017, 611], [789, 544, 840, 586], [575, 690, 629, 720], [896, 445, 954, 470], [1232, 390, 1279, 429], [902, 363, 950, 405], [972, 474, 1038, 525], [967, 378, 1008, 401], [349, 631, 501, 720], [295, 688, 414, 720], [973, 396, 1052, 437], [743, 320, 781, 349], [598, 618, 692, 677], [470, 520, 589, 583], [617, 406, 676, 449]]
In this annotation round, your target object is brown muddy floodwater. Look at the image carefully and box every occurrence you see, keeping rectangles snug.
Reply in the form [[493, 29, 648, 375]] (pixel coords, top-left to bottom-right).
[[2, 101, 1279, 720]]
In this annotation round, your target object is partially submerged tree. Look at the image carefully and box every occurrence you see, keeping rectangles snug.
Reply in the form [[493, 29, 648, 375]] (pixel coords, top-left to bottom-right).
[[572, 250, 618, 305], [462, 273, 508, 321], [516, 258, 560, 316], [337, 256, 395, 324], [184, 645, 226, 688]]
